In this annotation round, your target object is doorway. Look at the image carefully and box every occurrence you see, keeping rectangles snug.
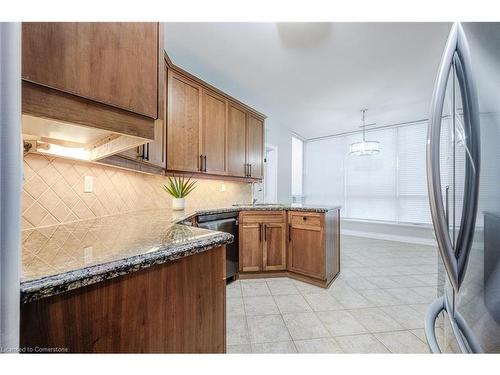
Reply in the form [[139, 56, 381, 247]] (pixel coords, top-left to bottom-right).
[[264, 144, 278, 203]]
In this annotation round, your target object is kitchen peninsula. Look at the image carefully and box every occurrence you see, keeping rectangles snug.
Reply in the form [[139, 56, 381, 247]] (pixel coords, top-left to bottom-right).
[[20, 205, 340, 353]]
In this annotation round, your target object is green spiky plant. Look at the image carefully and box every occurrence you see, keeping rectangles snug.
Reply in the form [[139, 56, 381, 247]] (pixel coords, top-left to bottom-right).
[[162, 175, 197, 198]]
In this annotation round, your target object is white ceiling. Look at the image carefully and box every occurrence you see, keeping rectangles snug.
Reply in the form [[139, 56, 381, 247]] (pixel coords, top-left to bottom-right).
[[164, 22, 451, 139]]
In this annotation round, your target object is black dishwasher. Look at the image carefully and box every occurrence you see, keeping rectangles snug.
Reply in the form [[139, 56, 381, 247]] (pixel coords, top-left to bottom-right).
[[197, 212, 239, 280]]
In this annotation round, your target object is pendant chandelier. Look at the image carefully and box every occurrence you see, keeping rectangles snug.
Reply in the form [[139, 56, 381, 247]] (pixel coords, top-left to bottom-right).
[[349, 108, 380, 156]]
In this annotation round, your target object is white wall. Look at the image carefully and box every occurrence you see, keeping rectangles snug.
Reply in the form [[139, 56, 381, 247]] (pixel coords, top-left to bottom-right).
[[265, 119, 292, 204]]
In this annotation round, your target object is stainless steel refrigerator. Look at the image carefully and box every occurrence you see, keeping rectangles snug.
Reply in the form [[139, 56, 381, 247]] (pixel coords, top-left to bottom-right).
[[425, 22, 500, 353]]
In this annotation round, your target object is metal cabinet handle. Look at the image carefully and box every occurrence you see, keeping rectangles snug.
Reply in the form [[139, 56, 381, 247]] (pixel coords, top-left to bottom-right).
[[249, 163, 252, 177], [200, 154, 203, 171], [426, 22, 481, 292], [259, 223, 262, 241], [203, 155, 207, 172], [264, 224, 267, 241], [288, 224, 291, 241]]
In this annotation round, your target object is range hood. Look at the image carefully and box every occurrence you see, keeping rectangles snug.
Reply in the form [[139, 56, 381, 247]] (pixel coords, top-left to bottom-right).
[[22, 114, 148, 162]]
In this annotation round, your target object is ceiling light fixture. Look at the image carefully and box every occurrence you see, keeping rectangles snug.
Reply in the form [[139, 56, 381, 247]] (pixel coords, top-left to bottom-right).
[[349, 109, 380, 156]]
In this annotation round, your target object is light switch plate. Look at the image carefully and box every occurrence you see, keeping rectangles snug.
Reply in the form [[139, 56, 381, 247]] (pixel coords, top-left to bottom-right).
[[220, 184, 226, 192], [84, 176, 93, 193]]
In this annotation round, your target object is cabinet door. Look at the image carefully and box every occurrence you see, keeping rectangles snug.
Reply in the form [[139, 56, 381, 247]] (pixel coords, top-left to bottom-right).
[[167, 71, 202, 172], [263, 223, 286, 271], [239, 223, 262, 272], [227, 103, 247, 177], [202, 90, 227, 174], [22, 22, 159, 118], [288, 225, 325, 279], [246, 114, 264, 179]]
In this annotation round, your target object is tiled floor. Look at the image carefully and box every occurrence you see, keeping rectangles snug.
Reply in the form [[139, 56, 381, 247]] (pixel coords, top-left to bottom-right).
[[226, 235, 441, 353]]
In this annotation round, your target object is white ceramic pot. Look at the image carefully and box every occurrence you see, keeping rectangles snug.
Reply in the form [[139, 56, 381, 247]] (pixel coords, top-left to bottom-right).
[[172, 198, 185, 211]]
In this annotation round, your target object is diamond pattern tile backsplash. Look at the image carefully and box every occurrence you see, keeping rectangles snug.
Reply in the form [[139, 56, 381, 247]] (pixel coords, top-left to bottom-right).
[[22, 154, 252, 230]]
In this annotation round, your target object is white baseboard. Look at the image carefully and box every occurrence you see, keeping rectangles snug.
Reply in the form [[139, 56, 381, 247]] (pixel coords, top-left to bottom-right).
[[341, 229, 438, 246]]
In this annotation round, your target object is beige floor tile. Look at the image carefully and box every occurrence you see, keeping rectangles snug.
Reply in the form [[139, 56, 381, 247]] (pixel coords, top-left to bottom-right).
[[385, 288, 430, 304], [293, 280, 328, 295], [247, 315, 291, 344], [274, 294, 312, 313], [335, 334, 390, 353], [358, 289, 403, 307], [226, 280, 242, 298], [266, 278, 300, 295], [380, 305, 425, 329], [411, 327, 443, 348], [330, 286, 373, 308], [251, 341, 297, 353], [316, 310, 368, 337], [226, 315, 249, 345], [294, 338, 343, 353], [342, 276, 378, 290], [374, 331, 429, 353], [226, 344, 252, 353], [348, 307, 403, 333], [244, 296, 279, 316], [303, 292, 344, 311], [282, 312, 330, 340], [241, 280, 271, 297], [227, 297, 245, 316]]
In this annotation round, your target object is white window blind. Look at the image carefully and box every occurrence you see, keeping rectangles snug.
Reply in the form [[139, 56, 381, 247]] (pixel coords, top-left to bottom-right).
[[344, 129, 397, 221], [305, 122, 433, 224], [397, 123, 432, 223]]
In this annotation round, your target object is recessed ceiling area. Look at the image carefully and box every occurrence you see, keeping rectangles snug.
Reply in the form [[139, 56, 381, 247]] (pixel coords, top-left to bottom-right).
[[164, 22, 451, 139]]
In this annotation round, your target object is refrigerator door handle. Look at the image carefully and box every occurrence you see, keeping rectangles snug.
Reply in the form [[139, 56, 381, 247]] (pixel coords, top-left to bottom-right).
[[425, 293, 483, 353], [452, 40, 481, 288], [427, 23, 460, 291], [427, 22, 481, 292]]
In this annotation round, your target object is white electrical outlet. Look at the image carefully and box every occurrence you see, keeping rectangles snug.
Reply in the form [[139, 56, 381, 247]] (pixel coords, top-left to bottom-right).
[[84, 176, 93, 193], [220, 183, 226, 192], [84, 246, 93, 264]]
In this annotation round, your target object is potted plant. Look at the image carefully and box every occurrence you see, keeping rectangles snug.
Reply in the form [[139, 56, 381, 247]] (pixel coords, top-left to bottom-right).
[[162, 176, 197, 211]]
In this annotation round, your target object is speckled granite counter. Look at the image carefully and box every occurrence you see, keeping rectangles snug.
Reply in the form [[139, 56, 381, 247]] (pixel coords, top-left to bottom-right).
[[21, 210, 233, 303], [173, 204, 342, 223], [21, 204, 339, 303]]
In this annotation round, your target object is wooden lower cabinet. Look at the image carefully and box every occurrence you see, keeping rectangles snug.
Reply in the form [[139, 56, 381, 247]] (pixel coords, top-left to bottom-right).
[[287, 210, 340, 286], [238, 209, 341, 289], [239, 222, 262, 272], [20, 246, 226, 353], [288, 221, 325, 279], [239, 211, 286, 272], [263, 222, 287, 271]]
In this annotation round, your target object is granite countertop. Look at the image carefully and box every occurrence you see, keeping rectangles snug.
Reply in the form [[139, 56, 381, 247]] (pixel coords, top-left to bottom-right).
[[21, 204, 339, 303], [173, 204, 342, 223], [21, 209, 233, 303]]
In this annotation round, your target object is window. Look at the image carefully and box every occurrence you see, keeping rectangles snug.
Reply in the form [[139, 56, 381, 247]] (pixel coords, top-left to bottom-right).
[[291, 135, 304, 201], [304, 122, 432, 224]]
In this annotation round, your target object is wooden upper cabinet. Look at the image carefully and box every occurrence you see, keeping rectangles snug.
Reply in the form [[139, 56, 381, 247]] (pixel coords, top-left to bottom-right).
[[202, 90, 227, 175], [22, 22, 160, 119], [246, 114, 264, 179], [227, 103, 248, 177], [167, 70, 202, 173]]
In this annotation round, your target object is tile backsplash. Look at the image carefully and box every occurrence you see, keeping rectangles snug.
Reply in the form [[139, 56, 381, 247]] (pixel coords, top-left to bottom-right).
[[22, 154, 251, 230]]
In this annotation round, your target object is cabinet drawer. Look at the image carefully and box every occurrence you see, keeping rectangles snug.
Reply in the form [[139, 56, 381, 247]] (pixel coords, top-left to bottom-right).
[[239, 211, 285, 224], [289, 212, 322, 228]]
